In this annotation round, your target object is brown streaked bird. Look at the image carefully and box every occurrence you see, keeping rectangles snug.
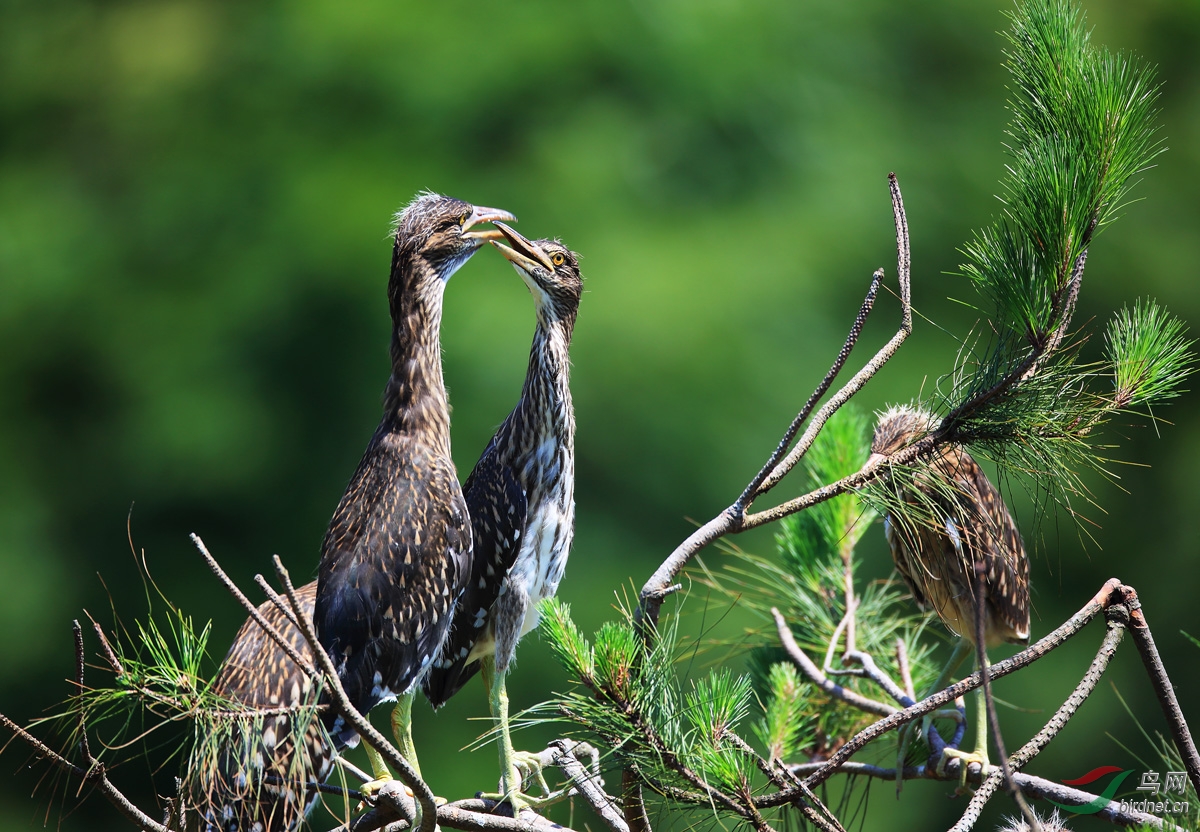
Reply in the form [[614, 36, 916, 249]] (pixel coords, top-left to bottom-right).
[[868, 404, 1030, 780], [422, 223, 581, 811], [188, 581, 340, 832], [314, 193, 514, 790]]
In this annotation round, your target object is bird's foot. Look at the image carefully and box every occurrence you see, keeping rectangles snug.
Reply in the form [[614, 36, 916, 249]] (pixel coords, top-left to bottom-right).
[[360, 774, 408, 799], [358, 777, 447, 805], [356, 774, 414, 812], [479, 788, 566, 814], [482, 750, 568, 813], [937, 747, 989, 794]]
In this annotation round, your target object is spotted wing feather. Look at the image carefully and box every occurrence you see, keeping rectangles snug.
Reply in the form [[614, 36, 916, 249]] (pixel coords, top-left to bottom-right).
[[423, 448, 526, 709], [959, 458, 1030, 644], [314, 433, 472, 716], [190, 582, 343, 832]]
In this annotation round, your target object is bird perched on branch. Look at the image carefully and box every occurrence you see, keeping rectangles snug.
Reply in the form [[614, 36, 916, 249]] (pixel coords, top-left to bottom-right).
[[314, 194, 515, 787], [422, 223, 582, 810], [188, 581, 336, 832], [185, 196, 515, 829], [868, 405, 1030, 781]]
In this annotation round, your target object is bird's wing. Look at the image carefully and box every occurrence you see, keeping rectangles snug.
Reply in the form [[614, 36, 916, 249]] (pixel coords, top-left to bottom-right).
[[422, 449, 526, 709], [884, 513, 932, 610], [197, 581, 336, 832], [961, 462, 1031, 644], [314, 438, 472, 711]]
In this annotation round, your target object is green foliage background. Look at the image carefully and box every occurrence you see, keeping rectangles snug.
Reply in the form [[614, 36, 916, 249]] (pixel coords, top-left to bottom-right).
[[1, 1, 1197, 830]]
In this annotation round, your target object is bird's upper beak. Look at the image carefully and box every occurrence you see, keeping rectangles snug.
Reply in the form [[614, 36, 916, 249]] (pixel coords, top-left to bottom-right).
[[490, 221, 555, 273], [462, 205, 518, 244]]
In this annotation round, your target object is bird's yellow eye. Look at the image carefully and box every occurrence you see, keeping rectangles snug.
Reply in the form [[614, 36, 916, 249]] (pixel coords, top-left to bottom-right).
[[551, 252, 565, 266], [458, 212, 470, 226]]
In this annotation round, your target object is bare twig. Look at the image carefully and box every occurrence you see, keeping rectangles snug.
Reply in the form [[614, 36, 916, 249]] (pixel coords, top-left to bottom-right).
[[772, 607, 898, 717], [842, 651, 915, 708], [621, 769, 652, 832], [84, 612, 124, 677], [191, 534, 318, 679], [735, 268, 883, 512], [638, 175, 914, 634], [784, 761, 1181, 829], [254, 573, 304, 632], [0, 712, 170, 832], [896, 638, 916, 701], [71, 621, 95, 771], [757, 173, 913, 493], [549, 740, 627, 832]]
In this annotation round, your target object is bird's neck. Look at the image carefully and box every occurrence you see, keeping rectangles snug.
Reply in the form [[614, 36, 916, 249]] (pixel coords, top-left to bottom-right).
[[381, 255, 452, 451], [518, 318, 574, 427]]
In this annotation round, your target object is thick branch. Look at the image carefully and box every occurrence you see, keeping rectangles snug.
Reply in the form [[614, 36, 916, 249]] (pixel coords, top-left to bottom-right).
[[1124, 591, 1200, 798], [948, 603, 1129, 831], [787, 579, 1121, 797]]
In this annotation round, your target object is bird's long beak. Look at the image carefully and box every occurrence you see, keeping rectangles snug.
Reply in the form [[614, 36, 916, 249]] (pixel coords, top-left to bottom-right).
[[463, 205, 518, 243], [866, 453, 888, 468], [490, 221, 555, 273]]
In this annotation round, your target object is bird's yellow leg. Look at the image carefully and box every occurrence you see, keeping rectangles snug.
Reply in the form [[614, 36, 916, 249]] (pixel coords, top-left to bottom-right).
[[479, 655, 564, 812], [364, 742, 393, 783], [938, 654, 991, 790], [391, 692, 421, 781], [359, 694, 422, 800]]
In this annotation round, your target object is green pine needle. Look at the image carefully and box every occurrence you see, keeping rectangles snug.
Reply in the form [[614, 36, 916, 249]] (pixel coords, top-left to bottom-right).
[[1105, 298, 1196, 409]]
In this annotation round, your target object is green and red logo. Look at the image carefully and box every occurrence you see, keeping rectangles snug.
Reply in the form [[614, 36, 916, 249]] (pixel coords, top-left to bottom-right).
[[1049, 766, 1191, 816], [1047, 766, 1134, 814]]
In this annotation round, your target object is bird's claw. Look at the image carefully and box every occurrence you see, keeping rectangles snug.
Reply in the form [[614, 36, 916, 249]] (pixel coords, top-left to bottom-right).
[[355, 775, 414, 811], [938, 747, 989, 793], [480, 787, 568, 814], [483, 750, 568, 813]]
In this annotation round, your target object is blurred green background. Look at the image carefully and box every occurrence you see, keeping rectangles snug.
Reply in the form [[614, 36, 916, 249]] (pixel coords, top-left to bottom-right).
[[2, 0, 1198, 830]]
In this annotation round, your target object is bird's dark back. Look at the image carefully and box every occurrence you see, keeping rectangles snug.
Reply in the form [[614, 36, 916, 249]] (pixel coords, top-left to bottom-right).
[[314, 426, 471, 716]]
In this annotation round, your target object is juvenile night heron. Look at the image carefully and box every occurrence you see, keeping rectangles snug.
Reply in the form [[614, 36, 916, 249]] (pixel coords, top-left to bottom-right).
[[314, 194, 514, 788], [189, 581, 342, 832], [868, 405, 1030, 781], [422, 223, 582, 810]]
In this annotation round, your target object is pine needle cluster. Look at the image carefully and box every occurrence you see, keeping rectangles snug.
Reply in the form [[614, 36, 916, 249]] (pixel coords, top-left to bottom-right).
[[38, 585, 335, 830], [870, 0, 1194, 527]]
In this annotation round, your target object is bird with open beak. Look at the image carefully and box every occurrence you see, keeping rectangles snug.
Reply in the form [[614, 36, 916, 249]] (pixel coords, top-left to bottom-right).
[[423, 221, 582, 811]]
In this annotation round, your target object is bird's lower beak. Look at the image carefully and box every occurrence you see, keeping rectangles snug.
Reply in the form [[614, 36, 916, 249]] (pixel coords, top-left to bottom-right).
[[490, 221, 556, 273], [866, 453, 888, 468], [463, 205, 518, 243]]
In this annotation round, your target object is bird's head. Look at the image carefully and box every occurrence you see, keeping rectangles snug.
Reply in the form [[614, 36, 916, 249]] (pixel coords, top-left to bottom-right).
[[490, 222, 583, 324], [392, 192, 516, 283], [868, 405, 938, 465]]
